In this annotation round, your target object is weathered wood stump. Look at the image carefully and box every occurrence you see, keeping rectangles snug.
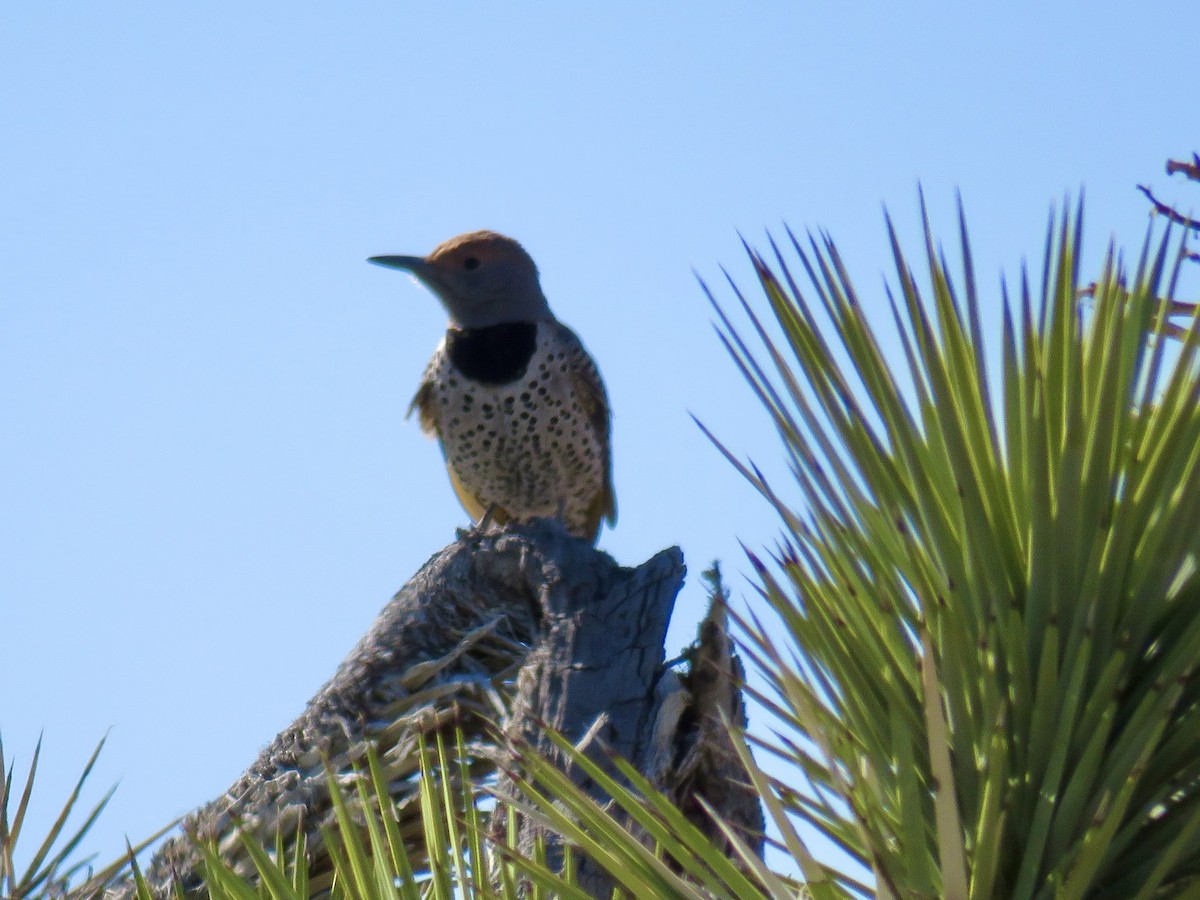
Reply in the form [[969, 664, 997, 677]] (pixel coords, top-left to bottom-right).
[[107, 520, 760, 898]]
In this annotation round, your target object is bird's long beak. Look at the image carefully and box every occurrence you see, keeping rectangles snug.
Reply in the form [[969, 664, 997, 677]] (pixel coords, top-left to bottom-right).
[[367, 254, 428, 274]]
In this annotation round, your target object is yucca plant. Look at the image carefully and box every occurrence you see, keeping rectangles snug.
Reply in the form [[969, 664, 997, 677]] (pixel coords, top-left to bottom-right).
[[0, 736, 112, 898], [181, 734, 772, 900], [0, 736, 163, 899], [707, 197, 1200, 898], [220, 725, 821, 900]]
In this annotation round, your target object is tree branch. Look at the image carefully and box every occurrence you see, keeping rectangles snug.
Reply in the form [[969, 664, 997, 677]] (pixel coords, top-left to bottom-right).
[[1136, 184, 1200, 233], [1166, 153, 1200, 182]]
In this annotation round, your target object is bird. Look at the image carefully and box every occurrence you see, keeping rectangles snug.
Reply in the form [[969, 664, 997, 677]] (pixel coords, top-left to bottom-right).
[[368, 231, 616, 543]]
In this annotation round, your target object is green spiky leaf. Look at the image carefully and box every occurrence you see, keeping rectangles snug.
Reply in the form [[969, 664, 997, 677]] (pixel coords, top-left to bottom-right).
[[709, 201, 1200, 897]]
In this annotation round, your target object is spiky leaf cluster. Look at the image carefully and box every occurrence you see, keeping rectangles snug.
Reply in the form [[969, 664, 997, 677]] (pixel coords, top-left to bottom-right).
[[710, 201, 1200, 898]]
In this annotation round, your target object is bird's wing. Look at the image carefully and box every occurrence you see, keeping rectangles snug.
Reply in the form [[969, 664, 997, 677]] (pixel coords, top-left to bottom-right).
[[557, 322, 617, 528], [406, 352, 442, 437]]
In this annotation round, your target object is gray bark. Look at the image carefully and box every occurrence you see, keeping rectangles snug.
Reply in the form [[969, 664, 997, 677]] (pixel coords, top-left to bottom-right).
[[490, 566, 764, 896], [102, 520, 759, 899]]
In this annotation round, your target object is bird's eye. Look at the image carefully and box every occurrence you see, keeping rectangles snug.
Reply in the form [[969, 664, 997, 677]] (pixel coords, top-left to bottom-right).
[[463, 257, 480, 271]]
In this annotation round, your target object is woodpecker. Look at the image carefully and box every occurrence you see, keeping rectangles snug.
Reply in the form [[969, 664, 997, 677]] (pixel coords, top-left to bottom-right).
[[370, 230, 615, 542]]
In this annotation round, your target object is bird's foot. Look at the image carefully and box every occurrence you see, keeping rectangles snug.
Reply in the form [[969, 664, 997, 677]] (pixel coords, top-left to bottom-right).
[[456, 504, 501, 542], [476, 503, 499, 533]]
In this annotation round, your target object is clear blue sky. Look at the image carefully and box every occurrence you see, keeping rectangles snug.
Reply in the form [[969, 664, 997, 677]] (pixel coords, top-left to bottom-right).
[[2, 1, 1196, 878]]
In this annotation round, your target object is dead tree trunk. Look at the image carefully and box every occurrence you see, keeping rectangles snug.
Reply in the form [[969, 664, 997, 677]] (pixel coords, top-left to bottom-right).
[[490, 560, 764, 896], [106, 520, 760, 898]]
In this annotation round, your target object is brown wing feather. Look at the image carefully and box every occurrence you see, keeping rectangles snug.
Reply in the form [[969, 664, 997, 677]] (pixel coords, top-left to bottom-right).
[[406, 364, 441, 437], [557, 323, 617, 534]]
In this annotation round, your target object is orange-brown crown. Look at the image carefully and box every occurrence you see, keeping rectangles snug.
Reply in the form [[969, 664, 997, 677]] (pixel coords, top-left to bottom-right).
[[426, 231, 539, 276]]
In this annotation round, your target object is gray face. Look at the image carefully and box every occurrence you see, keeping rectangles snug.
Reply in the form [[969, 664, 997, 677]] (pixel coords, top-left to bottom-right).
[[369, 234, 552, 329], [424, 256, 550, 328]]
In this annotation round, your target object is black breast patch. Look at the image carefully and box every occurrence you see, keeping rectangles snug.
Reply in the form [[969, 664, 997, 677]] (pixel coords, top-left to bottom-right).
[[446, 321, 539, 385]]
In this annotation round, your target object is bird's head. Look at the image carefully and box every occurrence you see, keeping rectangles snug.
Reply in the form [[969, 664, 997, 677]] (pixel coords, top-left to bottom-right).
[[369, 230, 551, 328]]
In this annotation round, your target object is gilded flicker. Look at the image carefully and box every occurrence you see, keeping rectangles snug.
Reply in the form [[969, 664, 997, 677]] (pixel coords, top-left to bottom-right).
[[369, 231, 616, 543]]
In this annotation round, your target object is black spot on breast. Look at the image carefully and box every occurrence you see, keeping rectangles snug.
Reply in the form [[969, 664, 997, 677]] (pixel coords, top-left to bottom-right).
[[446, 322, 539, 385]]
